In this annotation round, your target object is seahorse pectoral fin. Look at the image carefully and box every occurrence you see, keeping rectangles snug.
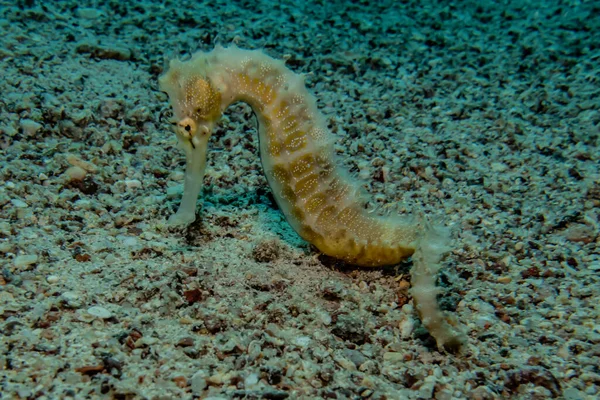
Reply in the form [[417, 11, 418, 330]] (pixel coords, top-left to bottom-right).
[[168, 127, 210, 227]]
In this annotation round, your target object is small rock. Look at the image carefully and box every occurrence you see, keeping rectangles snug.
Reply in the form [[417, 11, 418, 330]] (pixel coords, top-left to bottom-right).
[[564, 224, 595, 244], [252, 239, 281, 263], [14, 254, 38, 267], [136, 336, 158, 347], [383, 352, 404, 362], [66, 154, 98, 172], [125, 179, 142, 189], [470, 385, 496, 400], [491, 162, 508, 172], [293, 336, 311, 348], [563, 387, 584, 400], [0, 222, 11, 236], [588, 262, 600, 271], [76, 7, 103, 19], [61, 292, 82, 308], [331, 314, 365, 343], [190, 370, 208, 394], [46, 275, 59, 284], [504, 366, 561, 397], [398, 279, 411, 291], [399, 317, 415, 339], [172, 376, 187, 388], [244, 373, 259, 388], [65, 166, 87, 181], [177, 337, 195, 347], [87, 306, 112, 319], [20, 119, 42, 136], [10, 199, 28, 208], [343, 349, 368, 368], [419, 380, 436, 398]]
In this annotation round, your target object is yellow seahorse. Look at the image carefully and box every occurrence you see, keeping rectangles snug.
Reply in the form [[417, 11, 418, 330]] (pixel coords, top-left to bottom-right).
[[159, 45, 466, 351]]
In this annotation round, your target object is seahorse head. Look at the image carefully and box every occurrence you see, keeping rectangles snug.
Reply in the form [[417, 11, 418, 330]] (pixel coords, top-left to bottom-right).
[[159, 58, 222, 149]]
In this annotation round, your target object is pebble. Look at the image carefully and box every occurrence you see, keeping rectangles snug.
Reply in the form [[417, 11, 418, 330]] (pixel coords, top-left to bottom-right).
[[293, 336, 311, 348], [383, 352, 404, 362], [563, 387, 584, 400], [0, 242, 12, 253], [398, 280, 411, 290], [46, 275, 59, 284], [61, 291, 82, 308], [190, 370, 208, 394], [65, 166, 87, 181], [14, 254, 38, 267], [66, 154, 98, 172], [87, 306, 112, 319], [497, 276, 512, 284], [166, 186, 181, 198], [318, 311, 332, 325], [0, 222, 9, 236], [491, 162, 508, 172], [20, 119, 42, 136], [399, 317, 415, 338], [419, 379, 436, 398], [125, 179, 142, 189], [10, 199, 28, 208], [588, 262, 600, 271], [76, 7, 103, 19], [244, 373, 259, 388]]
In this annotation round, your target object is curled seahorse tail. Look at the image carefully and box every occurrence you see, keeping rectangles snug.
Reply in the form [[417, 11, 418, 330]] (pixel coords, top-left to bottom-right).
[[409, 222, 466, 352]]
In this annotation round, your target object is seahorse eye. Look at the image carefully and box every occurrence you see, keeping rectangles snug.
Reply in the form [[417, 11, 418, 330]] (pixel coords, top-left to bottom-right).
[[176, 117, 197, 140]]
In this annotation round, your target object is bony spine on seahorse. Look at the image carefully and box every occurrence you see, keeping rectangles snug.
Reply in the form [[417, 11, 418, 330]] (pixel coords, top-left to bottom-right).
[[159, 45, 466, 351]]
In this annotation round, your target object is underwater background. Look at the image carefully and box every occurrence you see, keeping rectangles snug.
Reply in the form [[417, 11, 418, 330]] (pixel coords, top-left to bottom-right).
[[0, 0, 598, 398]]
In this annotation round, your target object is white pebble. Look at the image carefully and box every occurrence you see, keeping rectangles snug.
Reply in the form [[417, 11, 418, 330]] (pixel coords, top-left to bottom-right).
[[14, 254, 38, 267], [46, 275, 59, 284], [87, 306, 112, 319], [399, 317, 415, 339]]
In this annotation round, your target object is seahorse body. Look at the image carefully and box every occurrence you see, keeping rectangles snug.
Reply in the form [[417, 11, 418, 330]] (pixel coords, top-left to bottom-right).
[[159, 46, 467, 350], [158, 45, 420, 267]]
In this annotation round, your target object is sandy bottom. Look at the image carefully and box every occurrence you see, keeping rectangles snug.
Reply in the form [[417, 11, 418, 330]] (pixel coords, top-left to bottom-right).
[[0, 0, 598, 399]]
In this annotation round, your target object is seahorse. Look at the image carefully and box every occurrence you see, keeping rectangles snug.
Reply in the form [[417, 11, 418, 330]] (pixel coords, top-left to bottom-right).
[[158, 45, 466, 351]]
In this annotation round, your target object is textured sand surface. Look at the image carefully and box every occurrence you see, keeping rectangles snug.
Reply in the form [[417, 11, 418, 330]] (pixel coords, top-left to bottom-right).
[[0, 0, 599, 399]]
